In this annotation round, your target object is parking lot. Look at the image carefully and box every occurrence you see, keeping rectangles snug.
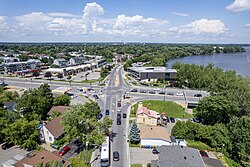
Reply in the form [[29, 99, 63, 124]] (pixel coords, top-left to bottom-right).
[[72, 70, 100, 82], [0, 144, 29, 166]]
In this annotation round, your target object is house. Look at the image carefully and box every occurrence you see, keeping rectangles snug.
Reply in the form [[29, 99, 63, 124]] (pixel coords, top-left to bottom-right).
[[170, 136, 188, 146], [53, 58, 67, 67], [68, 57, 85, 66], [41, 117, 65, 144], [3, 102, 17, 111], [47, 106, 70, 117], [140, 126, 171, 147], [136, 102, 159, 126], [151, 145, 206, 167], [3, 154, 25, 167], [13, 150, 70, 167]]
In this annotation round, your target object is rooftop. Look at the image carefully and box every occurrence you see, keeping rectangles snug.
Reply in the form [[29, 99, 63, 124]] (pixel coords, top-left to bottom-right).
[[155, 145, 206, 167], [47, 106, 70, 116], [14, 150, 70, 167], [140, 126, 171, 142], [137, 106, 158, 119], [128, 67, 177, 73], [44, 117, 64, 139], [203, 157, 224, 167]]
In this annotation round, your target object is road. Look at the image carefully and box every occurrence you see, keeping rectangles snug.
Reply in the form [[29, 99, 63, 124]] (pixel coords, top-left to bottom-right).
[[2, 65, 208, 167]]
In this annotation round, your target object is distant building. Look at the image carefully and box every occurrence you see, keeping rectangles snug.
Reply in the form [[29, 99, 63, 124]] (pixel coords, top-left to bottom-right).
[[0, 57, 19, 63], [3, 102, 17, 111], [68, 57, 84, 66], [128, 67, 177, 82], [136, 102, 159, 126], [53, 58, 67, 67], [13, 150, 70, 167], [2, 59, 41, 72], [140, 126, 171, 147], [151, 145, 206, 167]]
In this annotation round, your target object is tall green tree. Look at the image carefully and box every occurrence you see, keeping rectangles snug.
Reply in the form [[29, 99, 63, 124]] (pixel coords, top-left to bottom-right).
[[53, 95, 71, 106]]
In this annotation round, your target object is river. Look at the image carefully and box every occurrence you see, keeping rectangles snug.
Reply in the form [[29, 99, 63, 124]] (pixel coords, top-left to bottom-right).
[[167, 46, 250, 77]]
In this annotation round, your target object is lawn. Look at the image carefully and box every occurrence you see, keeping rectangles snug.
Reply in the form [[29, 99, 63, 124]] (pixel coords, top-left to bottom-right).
[[186, 140, 211, 151], [131, 164, 143, 167], [131, 100, 193, 118]]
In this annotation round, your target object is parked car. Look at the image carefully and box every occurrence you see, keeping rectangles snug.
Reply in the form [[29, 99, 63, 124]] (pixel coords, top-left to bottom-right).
[[113, 151, 120, 161], [140, 90, 146, 93], [130, 89, 138, 92], [123, 113, 127, 118], [152, 148, 159, 154], [105, 110, 110, 115], [194, 94, 202, 97], [159, 92, 165, 95], [149, 91, 156, 94], [1, 142, 14, 150], [170, 117, 175, 123], [166, 116, 170, 123], [199, 150, 209, 157], [58, 145, 71, 156], [167, 92, 174, 95], [176, 92, 184, 96]]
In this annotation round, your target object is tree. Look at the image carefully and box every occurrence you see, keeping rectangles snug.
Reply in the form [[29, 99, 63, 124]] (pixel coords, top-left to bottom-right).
[[16, 84, 54, 120], [44, 71, 52, 79], [53, 95, 71, 106], [57, 73, 63, 80], [62, 102, 112, 147], [194, 96, 239, 125], [2, 118, 39, 150], [129, 120, 140, 144], [33, 71, 40, 78]]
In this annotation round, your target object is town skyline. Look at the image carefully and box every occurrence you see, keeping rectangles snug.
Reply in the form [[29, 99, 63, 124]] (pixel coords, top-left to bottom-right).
[[0, 0, 250, 43]]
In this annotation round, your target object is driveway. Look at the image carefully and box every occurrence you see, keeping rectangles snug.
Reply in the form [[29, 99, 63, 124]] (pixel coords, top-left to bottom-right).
[[0, 144, 29, 166], [130, 147, 158, 165]]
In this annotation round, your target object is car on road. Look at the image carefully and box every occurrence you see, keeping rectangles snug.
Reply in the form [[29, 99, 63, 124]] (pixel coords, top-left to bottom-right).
[[58, 145, 71, 156], [130, 89, 138, 92], [1, 142, 14, 150], [93, 94, 99, 99], [170, 117, 175, 123], [148, 91, 156, 94], [199, 150, 209, 157], [167, 92, 174, 95], [140, 90, 147, 93], [194, 94, 202, 97], [159, 91, 165, 95], [113, 151, 120, 161], [97, 113, 103, 120], [117, 119, 121, 125], [117, 102, 121, 107], [123, 113, 127, 118], [117, 113, 121, 119], [176, 92, 184, 96], [105, 110, 110, 115]]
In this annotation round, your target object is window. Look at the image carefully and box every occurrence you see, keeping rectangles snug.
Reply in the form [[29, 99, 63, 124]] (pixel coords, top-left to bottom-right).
[[49, 137, 52, 141], [143, 118, 145, 123]]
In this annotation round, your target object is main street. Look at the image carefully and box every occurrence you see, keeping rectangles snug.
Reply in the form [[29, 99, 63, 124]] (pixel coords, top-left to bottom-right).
[[2, 65, 208, 167]]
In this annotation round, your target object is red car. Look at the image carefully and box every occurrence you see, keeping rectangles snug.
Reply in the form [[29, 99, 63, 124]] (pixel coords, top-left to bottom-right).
[[58, 146, 71, 156]]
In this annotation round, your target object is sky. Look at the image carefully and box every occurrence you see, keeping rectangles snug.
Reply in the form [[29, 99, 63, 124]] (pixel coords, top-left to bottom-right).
[[0, 0, 250, 43]]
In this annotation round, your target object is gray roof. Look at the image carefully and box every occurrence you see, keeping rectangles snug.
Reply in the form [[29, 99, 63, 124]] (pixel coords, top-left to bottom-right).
[[203, 157, 224, 167], [128, 67, 177, 73], [156, 145, 206, 167]]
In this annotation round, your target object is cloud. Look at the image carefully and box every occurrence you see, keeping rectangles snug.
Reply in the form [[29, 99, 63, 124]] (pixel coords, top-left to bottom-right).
[[15, 12, 52, 27], [170, 19, 227, 35], [245, 23, 250, 27], [0, 16, 8, 31], [172, 12, 189, 17], [83, 2, 104, 18], [48, 12, 80, 18], [226, 0, 250, 12]]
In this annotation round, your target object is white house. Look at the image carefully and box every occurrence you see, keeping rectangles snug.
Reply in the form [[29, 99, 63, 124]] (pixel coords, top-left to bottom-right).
[[41, 117, 65, 144], [53, 58, 67, 67], [140, 126, 171, 147]]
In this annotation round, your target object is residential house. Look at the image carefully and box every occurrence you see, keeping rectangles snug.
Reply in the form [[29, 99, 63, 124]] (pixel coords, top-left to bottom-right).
[[53, 58, 67, 67], [140, 126, 171, 147], [68, 57, 84, 66], [47, 106, 70, 117], [13, 150, 70, 167], [136, 102, 159, 126], [151, 145, 206, 167], [41, 117, 65, 144]]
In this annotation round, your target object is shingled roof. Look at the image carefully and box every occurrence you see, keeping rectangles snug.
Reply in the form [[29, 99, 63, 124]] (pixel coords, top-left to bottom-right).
[[44, 117, 64, 139], [47, 106, 70, 116]]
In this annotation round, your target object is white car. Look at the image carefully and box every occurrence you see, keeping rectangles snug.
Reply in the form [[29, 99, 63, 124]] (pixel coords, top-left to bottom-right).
[[176, 92, 184, 96]]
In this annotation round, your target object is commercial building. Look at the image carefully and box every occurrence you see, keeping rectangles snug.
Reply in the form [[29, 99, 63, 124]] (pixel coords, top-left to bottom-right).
[[2, 59, 41, 72], [127, 67, 177, 82]]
